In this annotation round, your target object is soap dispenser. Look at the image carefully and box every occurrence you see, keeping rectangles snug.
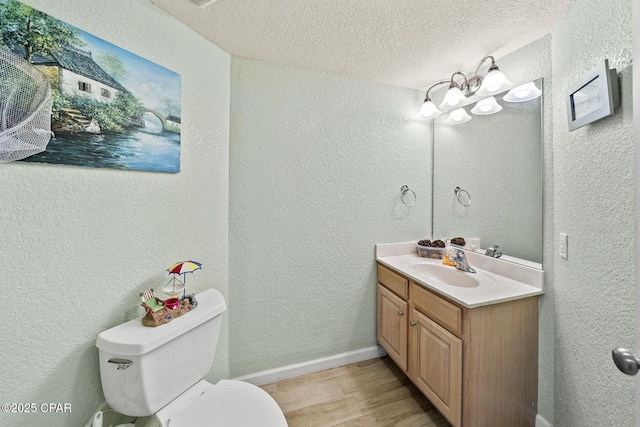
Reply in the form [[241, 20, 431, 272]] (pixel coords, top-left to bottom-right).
[[442, 246, 457, 267]]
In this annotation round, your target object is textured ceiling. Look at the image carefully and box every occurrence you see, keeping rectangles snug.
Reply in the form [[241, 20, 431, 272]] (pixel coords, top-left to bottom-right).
[[148, 0, 574, 91]]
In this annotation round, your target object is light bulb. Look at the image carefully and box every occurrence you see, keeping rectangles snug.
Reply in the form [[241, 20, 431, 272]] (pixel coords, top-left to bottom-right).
[[439, 87, 470, 110], [418, 100, 441, 119], [476, 68, 514, 97]]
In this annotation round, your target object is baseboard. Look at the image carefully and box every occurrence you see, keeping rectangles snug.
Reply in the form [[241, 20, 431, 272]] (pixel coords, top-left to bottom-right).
[[232, 345, 387, 386], [536, 414, 553, 427]]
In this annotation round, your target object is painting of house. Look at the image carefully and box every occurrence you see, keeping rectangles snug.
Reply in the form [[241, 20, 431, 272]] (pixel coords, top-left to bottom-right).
[[27, 45, 132, 134], [0, 0, 182, 173]]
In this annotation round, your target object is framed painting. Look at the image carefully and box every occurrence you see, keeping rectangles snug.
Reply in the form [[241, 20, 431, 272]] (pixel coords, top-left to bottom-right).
[[0, 0, 182, 172]]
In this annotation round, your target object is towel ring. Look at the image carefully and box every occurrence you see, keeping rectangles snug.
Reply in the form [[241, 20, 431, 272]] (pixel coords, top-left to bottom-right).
[[400, 185, 417, 207], [454, 186, 471, 206]]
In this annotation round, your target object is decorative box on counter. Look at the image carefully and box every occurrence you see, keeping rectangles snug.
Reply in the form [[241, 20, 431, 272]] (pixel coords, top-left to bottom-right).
[[416, 244, 443, 259]]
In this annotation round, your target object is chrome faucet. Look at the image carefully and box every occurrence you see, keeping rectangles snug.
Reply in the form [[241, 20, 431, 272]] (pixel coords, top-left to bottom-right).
[[450, 249, 476, 274], [485, 245, 503, 258]]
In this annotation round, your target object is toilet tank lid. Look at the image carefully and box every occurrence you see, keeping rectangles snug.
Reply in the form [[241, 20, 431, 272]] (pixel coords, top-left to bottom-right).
[[96, 288, 226, 356]]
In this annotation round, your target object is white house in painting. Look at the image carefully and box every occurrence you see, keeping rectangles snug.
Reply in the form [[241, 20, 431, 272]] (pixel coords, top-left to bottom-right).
[[30, 46, 129, 103]]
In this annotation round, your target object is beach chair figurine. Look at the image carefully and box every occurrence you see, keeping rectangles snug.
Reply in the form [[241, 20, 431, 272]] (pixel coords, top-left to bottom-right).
[[140, 289, 165, 315], [140, 288, 193, 327]]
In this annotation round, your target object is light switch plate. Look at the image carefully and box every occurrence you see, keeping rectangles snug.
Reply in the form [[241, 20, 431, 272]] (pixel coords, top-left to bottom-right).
[[559, 233, 568, 259]]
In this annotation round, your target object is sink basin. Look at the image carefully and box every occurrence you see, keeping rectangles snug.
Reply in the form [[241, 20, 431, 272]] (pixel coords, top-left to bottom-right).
[[412, 263, 480, 287], [405, 259, 498, 289]]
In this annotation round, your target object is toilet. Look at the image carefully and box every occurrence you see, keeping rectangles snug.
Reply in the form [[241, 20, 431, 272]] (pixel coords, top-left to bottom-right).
[[96, 288, 287, 426]]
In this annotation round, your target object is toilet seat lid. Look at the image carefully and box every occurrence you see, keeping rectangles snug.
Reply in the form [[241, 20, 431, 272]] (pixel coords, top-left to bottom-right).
[[168, 380, 287, 427]]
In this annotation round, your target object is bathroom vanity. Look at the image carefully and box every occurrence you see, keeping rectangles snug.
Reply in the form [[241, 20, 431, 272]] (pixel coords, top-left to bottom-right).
[[376, 243, 544, 427]]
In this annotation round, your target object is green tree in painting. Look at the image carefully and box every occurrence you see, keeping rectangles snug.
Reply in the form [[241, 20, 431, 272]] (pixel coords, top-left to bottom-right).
[[70, 91, 145, 133], [97, 52, 129, 83], [0, 0, 84, 61]]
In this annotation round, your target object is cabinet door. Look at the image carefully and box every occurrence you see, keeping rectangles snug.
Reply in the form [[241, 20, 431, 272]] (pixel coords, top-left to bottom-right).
[[410, 309, 462, 427], [377, 284, 408, 371]]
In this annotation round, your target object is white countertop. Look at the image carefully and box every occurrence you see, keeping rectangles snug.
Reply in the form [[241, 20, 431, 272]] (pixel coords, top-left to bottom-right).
[[376, 242, 544, 309]]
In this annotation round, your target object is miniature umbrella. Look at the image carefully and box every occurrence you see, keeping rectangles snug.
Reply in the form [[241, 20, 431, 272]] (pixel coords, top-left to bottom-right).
[[166, 260, 202, 297]]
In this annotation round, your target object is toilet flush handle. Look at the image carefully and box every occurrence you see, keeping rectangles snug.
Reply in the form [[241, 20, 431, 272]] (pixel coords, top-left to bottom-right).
[[108, 358, 133, 370]]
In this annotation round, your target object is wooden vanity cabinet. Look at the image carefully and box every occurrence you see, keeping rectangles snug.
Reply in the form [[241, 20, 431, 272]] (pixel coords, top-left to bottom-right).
[[376, 264, 409, 371], [376, 262, 539, 427], [410, 281, 463, 425]]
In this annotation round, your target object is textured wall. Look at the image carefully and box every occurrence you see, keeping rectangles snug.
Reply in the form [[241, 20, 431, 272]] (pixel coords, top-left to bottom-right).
[[552, 0, 634, 425], [0, 1, 230, 426], [229, 57, 431, 376]]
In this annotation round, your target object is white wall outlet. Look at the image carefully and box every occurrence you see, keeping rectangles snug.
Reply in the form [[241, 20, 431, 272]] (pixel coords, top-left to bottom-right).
[[559, 233, 568, 259]]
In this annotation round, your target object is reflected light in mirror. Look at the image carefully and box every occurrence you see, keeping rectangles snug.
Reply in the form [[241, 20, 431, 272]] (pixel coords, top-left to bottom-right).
[[471, 96, 502, 115], [445, 108, 472, 124], [504, 82, 542, 102]]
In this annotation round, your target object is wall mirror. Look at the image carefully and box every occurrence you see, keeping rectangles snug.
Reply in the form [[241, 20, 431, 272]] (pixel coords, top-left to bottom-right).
[[432, 78, 543, 268]]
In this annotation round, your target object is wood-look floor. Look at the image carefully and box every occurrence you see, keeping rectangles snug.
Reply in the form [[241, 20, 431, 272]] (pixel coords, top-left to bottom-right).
[[260, 357, 452, 427]]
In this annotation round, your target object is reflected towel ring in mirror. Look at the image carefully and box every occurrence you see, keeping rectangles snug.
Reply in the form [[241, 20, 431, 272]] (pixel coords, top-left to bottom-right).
[[454, 186, 471, 206], [400, 185, 417, 207]]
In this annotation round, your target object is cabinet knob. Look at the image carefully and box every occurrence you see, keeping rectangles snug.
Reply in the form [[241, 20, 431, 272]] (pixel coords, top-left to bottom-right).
[[398, 310, 404, 316], [410, 321, 417, 326]]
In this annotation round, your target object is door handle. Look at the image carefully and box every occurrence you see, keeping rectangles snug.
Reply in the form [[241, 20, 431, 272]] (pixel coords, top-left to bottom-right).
[[612, 348, 640, 376]]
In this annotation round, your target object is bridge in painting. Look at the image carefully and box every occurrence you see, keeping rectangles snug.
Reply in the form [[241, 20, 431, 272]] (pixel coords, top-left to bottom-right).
[[144, 108, 168, 129]]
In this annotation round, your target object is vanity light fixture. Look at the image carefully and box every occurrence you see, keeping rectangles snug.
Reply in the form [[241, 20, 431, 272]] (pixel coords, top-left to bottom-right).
[[471, 96, 502, 115], [418, 55, 515, 120], [503, 81, 542, 103], [438, 72, 472, 111], [444, 108, 472, 124]]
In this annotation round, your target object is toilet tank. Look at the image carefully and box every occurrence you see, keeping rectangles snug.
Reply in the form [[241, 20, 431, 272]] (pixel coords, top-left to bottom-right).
[[96, 288, 226, 417]]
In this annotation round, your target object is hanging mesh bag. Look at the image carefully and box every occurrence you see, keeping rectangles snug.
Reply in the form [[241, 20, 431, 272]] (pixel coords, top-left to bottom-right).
[[0, 47, 53, 162]]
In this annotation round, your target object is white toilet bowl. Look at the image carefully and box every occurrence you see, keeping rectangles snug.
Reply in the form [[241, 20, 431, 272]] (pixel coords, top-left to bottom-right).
[[155, 379, 286, 426]]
